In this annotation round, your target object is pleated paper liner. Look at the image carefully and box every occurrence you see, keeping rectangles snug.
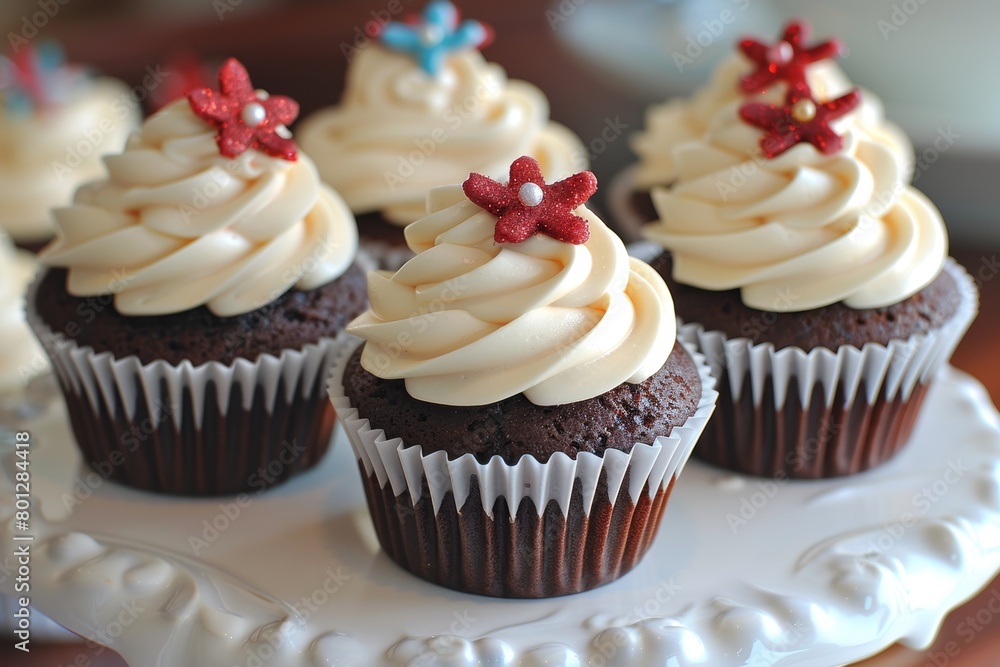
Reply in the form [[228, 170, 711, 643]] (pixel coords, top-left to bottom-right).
[[25, 270, 356, 496], [328, 339, 717, 598], [674, 258, 978, 479]]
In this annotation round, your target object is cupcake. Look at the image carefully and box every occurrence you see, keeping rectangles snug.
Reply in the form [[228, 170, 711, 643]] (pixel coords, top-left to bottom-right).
[[640, 21, 978, 479], [27, 59, 367, 496], [0, 233, 47, 395], [329, 156, 717, 598], [0, 42, 138, 251], [610, 21, 912, 238], [298, 1, 587, 268]]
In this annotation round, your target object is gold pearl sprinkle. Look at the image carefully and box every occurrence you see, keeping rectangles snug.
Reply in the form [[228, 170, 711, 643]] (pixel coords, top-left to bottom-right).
[[791, 99, 817, 123]]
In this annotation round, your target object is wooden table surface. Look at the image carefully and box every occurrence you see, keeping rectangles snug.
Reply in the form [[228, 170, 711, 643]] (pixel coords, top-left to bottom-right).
[[2, 1, 998, 665]]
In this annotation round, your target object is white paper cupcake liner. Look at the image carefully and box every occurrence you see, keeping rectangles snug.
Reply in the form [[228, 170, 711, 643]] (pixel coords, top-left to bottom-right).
[[24, 268, 362, 495], [27, 280, 349, 428], [328, 338, 717, 519], [626, 246, 978, 478], [674, 258, 977, 411]]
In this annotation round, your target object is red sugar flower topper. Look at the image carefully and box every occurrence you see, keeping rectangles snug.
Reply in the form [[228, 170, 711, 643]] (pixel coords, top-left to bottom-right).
[[186, 58, 299, 161], [738, 20, 842, 94], [740, 81, 861, 158], [463, 156, 597, 245]]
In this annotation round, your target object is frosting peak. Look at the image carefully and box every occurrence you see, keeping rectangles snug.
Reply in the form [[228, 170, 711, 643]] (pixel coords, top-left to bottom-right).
[[348, 185, 674, 406], [40, 97, 358, 317], [640, 34, 947, 312], [630, 56, 913, 189], [298, 46, 586, 225]]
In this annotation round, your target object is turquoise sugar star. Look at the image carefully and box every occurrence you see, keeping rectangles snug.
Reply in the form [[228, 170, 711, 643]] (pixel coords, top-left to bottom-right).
[[379, 1, 490, 76], [0, 41, 86, 114]]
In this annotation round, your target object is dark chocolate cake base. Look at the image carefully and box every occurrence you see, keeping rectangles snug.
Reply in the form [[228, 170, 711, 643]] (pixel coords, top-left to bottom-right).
[[342, 342, 701, 465], [35, 262, 368, 365], [650, 252, 961, 351], [362, 465, 675, 598], [356, 211, 407, 246], [31, 263, 369, 496], [356, 211, 414, 270], [340, 343, 702, 597], [628, 188, 658, 228], [15, 237, 51, 255]]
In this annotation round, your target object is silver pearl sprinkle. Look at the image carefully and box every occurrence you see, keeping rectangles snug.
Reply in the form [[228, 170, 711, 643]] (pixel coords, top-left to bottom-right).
[[518, 182, 544, 207], [242, 102, 267, 127]]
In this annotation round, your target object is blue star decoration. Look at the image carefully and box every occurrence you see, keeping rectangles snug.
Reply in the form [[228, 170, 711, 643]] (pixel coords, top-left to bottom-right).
[[0, 41, 86, 115], [379, 1, 491, 76]]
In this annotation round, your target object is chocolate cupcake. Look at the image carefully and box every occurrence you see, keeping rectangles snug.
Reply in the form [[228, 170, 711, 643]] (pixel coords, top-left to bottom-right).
[[639, 22, 978, 479], [329, 157, 716, 598], [0, 42, 139, 251], [27, 59, 366, 496], [298, 1, 587, 268]]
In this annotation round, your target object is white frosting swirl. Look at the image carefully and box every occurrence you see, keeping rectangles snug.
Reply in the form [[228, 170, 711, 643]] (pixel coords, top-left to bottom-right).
[[0, 78, 139, 243], [631, 56, 913, 188], [642, 60, 947, 311], [348, 185, 674, 406], [298, 46, 587, 225], [40, 98, 358, 317], [0, 234, 46, 393]]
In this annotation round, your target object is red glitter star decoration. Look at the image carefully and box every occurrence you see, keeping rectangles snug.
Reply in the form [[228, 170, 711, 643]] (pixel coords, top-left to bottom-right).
[[462, 156, 597, 245], [739, 82, 862, 158], [186, 58, 299, 161], [738, 20, 842, 94]]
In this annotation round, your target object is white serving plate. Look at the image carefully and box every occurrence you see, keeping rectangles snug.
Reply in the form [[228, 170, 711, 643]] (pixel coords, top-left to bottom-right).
[[1, 366, 999, 666]]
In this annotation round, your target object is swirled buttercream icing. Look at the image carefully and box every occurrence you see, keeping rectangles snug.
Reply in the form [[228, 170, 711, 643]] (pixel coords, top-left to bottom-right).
[[298, 46, 587, 225], [641, 50, 947, 311], [0, 78, 138, 243], [39, 98, 358, 317], [348, 184, 675, 406], [0, 234, 46, 393], [631, 56, 913, 189]]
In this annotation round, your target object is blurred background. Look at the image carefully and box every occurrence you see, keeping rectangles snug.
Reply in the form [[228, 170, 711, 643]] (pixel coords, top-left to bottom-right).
[[0, 0, 996, 243], [0, 0, 997, 665]]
